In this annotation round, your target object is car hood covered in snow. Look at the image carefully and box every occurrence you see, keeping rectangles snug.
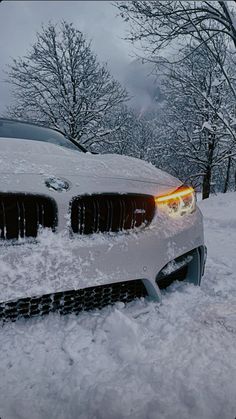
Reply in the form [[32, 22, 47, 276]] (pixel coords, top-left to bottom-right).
[[0, 138, 181, 195]]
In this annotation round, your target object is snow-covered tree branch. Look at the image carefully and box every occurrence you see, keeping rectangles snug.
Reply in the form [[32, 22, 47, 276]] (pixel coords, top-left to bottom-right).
[[158, 37, 236, 198], [117, 1, 236, 51], [7, 21, 128, 147]]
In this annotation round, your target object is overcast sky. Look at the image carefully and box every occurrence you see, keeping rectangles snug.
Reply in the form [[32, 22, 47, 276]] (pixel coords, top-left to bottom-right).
[[0, 0, 156, 114]]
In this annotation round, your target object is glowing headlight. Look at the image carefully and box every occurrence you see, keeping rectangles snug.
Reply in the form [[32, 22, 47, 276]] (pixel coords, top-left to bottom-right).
[[155, 186, 196, 217]]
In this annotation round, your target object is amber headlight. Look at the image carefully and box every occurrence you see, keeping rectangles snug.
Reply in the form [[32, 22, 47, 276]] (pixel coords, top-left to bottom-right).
[[155, 186, 196, 217]]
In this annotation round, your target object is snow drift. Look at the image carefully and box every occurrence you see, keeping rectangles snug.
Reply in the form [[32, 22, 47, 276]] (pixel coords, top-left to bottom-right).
[[0, 193, 236, 419]]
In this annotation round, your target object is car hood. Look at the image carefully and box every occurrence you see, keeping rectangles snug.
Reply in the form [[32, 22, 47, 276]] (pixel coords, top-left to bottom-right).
[[0, 138, 182, 195]]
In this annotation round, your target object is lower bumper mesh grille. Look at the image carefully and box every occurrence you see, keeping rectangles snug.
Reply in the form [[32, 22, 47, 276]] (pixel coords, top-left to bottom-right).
[[0, 280, 148, 322]]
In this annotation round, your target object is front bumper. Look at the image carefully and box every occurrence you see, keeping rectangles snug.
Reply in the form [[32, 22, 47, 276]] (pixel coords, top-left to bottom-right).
[[0, 207, 205, 304]]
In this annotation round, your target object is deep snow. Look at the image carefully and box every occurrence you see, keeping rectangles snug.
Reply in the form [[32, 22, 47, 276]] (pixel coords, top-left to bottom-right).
[[0, 193, 236, 419]]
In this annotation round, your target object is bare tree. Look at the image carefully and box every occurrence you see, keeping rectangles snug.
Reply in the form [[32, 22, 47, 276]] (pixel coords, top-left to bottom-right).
[[7, 22, 128, 147], [117, 1, 236, 197], [117, 1, 236, 50], [159, 38, 236, 198], [93, 104, 163, 164], [117, 1, 236, 100]]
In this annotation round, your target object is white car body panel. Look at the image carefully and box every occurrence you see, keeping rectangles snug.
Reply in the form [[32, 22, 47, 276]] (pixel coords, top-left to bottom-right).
[[0, 137, 205, 307]]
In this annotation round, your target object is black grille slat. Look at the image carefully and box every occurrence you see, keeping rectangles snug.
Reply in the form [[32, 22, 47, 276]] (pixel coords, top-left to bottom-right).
[[71, 194, 155, 235], [0, 194, 57, 241], [107, 198, 111, 232], [0, 280, 148, 322], [0, 201, 6, 239]]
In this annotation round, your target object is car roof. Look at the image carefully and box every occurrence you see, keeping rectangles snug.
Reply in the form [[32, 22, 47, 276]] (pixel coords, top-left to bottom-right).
[[0, 117, 65, 134], [0, 117, 87, 153]]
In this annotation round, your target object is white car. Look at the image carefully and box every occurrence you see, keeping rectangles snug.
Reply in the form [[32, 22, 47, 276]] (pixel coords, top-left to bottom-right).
[[0, 118, 206, 321]]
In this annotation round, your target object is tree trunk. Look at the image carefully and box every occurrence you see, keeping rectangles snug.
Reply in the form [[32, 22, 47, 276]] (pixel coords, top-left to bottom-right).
[[223, 156, 231, 193], [202, 168, 212, 199], [202, 129, 215, 200]]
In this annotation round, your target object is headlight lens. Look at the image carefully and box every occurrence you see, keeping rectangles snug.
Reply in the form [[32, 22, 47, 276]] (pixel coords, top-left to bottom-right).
[[155, 186, 196, 217]]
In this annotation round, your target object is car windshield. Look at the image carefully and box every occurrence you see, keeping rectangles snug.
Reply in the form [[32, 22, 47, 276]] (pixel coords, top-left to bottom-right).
[[0, 119, 82, 152]]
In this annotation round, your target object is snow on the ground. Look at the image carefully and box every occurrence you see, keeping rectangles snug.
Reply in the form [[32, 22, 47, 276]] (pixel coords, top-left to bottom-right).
[[0, 193, 236, 419]]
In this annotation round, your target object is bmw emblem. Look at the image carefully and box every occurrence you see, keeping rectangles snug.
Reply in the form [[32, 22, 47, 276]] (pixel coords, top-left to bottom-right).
[[45, 177, 71, 192]]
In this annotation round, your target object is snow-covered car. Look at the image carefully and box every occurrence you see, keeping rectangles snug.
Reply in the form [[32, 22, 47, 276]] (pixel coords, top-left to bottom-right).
[[0, 118, 206, 321]]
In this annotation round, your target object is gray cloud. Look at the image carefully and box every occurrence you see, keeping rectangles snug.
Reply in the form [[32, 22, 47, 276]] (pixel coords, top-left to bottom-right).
[[0, 1, 156, 114]]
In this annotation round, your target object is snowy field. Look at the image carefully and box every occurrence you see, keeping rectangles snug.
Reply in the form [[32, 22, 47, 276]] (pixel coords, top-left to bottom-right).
[[0, 193, 236, 419]]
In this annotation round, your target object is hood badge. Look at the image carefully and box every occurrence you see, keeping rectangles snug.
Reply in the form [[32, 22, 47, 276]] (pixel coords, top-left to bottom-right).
[[45, 177, 71, 192], [134, 209, 146, 214]]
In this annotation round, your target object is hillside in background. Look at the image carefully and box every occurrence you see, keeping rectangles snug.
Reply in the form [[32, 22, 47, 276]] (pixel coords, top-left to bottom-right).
[[123, 59, 164, 114]]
